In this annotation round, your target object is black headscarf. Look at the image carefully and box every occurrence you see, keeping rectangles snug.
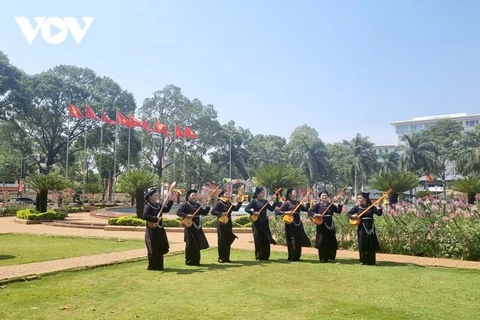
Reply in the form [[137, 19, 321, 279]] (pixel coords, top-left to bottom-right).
[[359, 192, 372, 206], [218, 189, 226, 198], [319, 190, 328, 197], [144, 188, 157, 202], [286, 188, 295, 201], [186, 189, 198, 201], [253, 187, 264, 199]]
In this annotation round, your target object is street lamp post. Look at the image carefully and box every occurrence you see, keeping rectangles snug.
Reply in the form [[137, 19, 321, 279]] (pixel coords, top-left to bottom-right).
[[229, 135, 232, 195]]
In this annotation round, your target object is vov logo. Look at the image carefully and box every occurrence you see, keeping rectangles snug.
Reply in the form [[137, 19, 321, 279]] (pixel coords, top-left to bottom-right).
[[15, 17, 94, 44]]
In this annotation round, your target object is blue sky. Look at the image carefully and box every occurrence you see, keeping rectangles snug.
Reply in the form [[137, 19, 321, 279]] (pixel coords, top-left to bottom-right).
[[1, 0, 480, 145]]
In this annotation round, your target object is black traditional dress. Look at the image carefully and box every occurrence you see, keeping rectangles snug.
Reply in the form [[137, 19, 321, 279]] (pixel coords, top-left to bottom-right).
[[176, 201, 210, 265], [307, 201, 343, 262], [143, 200, 174, 270], [211, 199, 243, 262], [245, 198, 279, 261], [347, 205, 383, 265], [275, 200, 311, 261]]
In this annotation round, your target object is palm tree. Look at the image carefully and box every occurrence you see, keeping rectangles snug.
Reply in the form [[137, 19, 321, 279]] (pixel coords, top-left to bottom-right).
[[378, 151, 400, 173], [343, 133, 377, 196], [456, 127, 480, 175], [254, 163, 308, 192], [451, 176, 480, 204], [398, 133, 437, 174], [25, 173, 68, 212], [289, 140, 328, 186], [117, 169, 158, 218], [369, 171, 419, 204]]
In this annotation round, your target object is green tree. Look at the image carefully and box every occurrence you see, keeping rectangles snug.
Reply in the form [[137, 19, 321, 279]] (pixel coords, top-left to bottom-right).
[[209, 121, 252, 181], [369, 171, 419, 204], [286, 125, 328, 186], [117, 169, 158, 218], [325, 143, 355, 193], [254, 163, 308, 192], [25, 173, 68, 212], [5, 65, 136, 178], [245, 134, 287, 172], [378, 151, 400, 173], [343, 133, 377, 196], [456, 125, 480, 175], [398, 132, 437, 174], [451, 176, 480, 204], [138, 85, 221, 183], [423, 119, 464, 200]]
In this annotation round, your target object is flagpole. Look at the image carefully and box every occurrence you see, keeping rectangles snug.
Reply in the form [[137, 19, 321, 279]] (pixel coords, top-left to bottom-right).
[[183, 138, 186, 185], [66, 119, 70, 180], [99, 118, 103, 187], [173, 139, 176, 182], [112, 120, 118, 203], [82, 120, 87, 205], [127, 127, 131, 168]]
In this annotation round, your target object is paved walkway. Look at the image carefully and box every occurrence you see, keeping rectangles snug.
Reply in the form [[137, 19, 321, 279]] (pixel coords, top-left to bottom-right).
[[1, 212, 480, 284]]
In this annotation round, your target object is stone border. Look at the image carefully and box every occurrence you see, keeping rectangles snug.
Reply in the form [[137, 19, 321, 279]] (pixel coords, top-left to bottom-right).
[[14, 218, 53, 225], [104, 226, 252, 233]]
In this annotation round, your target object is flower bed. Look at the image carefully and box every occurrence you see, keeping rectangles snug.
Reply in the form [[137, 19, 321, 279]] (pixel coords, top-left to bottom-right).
[[271, 198, 480, 261]]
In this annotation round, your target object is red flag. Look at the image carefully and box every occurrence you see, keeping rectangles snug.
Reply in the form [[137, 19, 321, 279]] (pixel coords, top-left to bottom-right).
[[142, 119, 152, 134], [175, 125, 184, 138], [85, 104, 100, 121], [101, 109, 115, 125], [116, 111, 131, 128], [68, 103, 83, 119], [129, 115, 143, 127], [184, 126, 198, 139], [154, 121, 170, 140]]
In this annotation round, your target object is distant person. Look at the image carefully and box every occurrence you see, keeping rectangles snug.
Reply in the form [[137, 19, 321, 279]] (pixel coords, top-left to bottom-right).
[[143, 189, 174, 271], [347, 192, 383, 265]]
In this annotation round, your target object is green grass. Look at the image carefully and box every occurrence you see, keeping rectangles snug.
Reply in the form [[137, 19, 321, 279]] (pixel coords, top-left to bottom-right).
[[0, 249, 478, 320], [0, 233, 145, 266]]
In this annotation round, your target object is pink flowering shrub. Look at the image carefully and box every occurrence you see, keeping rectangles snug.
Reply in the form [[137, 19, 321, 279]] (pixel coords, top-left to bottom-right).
[[270, 197, 480, 261]]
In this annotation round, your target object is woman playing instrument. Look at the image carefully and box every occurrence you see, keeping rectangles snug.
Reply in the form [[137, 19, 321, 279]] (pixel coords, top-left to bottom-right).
[[347, 192, 383, 265], [244, 187, 279, 261], [176, 189, 211, 266], [307, 190, 344, 263], [211, 189, 243, 263], [143, 188, 174, 271], [275, 188, 312, 261]]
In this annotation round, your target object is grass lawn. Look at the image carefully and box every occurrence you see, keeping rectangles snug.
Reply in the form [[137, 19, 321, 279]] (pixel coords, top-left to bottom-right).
[[0, 249, 478, 320], [0, 233, 145, 266]]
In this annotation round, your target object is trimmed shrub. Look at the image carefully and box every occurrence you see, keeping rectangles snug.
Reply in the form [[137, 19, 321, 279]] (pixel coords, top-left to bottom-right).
[[108, 216, 146, 226], [16, 208, 68, 220]]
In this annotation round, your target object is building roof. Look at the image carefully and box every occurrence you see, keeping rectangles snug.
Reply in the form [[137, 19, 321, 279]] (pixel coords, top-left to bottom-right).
[[390, 113, 480, 125]]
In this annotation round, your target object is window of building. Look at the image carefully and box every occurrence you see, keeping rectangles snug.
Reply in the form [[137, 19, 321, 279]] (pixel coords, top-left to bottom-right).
[[466, 120, 476, 127]]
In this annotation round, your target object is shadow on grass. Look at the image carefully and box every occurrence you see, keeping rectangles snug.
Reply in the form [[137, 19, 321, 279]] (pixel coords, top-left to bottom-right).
[[0, 255, 15, 261], [334, 258, 423, 268]]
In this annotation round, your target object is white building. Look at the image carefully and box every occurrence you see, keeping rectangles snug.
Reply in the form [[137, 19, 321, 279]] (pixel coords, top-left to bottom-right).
[[389, 113, 480, 144], [372, 144, 397, 156]]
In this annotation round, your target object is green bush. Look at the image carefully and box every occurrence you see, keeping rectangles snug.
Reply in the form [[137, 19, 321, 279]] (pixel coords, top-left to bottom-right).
[[107, 216, 183, 227], [162, 218, 181, 227], [234, 215, 251, 226], [0, 204, 30, 217], [16, 208, 68, 220], [54, 206, 84, 213], [108, 216, 146, 226], [201, 216, 217, 227]]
